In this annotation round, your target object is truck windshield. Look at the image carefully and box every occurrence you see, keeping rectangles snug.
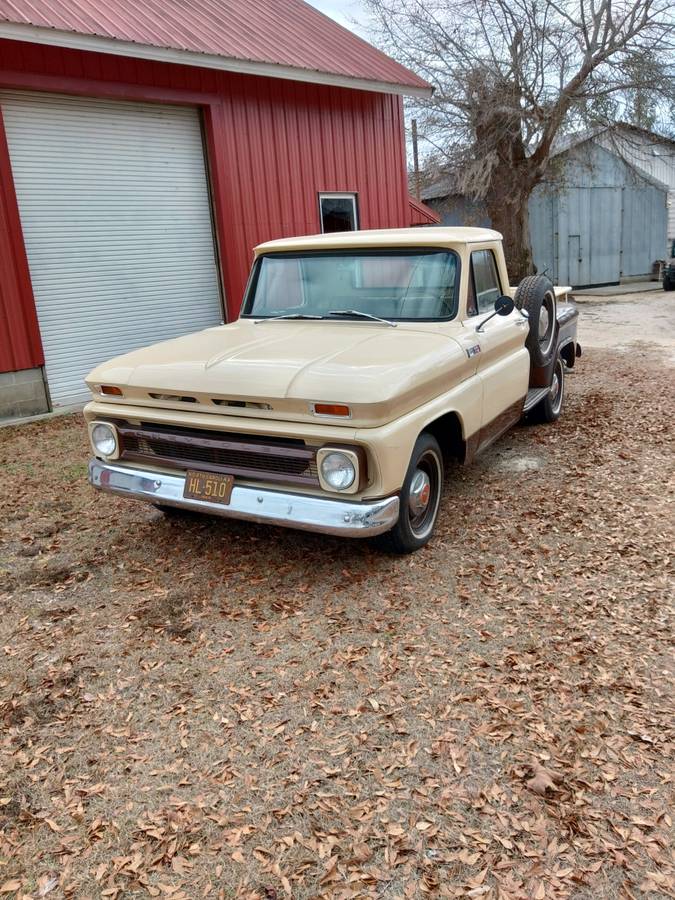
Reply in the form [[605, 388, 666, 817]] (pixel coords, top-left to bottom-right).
[[242, 249, 459, 321]]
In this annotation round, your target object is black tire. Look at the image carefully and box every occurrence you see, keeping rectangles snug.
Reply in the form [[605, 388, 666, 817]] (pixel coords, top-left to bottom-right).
[[532, 355, 565, 423], [378, 433, 444, 554], [514, 275, 558, 368]]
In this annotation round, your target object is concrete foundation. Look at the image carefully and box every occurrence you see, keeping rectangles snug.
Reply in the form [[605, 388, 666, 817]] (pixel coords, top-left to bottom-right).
[[0, 367, 50, 420]]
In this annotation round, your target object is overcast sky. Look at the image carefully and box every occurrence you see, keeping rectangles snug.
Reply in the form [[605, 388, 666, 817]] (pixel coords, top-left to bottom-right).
[[305, 0, 369, 32]]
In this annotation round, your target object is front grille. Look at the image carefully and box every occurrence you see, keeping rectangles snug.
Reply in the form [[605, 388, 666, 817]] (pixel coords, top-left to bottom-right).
[[117, 422, 319, 486]]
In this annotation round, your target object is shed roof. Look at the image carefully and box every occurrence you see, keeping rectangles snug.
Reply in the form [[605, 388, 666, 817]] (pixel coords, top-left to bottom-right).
[[0, 0, 431, 97], [552, 122, 675, 156], [421, 122, 674, 202], [420, 178, 458, 203]]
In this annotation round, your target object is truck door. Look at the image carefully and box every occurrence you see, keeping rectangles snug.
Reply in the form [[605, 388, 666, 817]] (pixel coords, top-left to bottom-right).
[[463, 249, 530, 432]]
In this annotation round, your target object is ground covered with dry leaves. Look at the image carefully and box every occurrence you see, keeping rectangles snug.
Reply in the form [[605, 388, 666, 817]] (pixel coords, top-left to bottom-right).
[[1, 336, 673, 898]]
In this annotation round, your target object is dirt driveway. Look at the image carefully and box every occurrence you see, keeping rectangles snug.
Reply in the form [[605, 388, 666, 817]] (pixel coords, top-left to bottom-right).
[[575, 289, 675, 361], [1, 293, 673, 899]]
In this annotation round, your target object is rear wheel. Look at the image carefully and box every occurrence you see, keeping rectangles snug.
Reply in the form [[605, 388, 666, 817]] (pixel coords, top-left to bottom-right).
[[533, 355, 565, 423], [378, 433, 444, 554]]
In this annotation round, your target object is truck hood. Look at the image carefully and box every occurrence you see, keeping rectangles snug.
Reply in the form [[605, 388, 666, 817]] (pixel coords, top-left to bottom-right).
[[86, 318, 469, 427]]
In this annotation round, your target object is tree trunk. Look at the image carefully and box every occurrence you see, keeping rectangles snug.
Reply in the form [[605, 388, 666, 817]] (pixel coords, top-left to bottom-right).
[[484, 172, 535, 285]]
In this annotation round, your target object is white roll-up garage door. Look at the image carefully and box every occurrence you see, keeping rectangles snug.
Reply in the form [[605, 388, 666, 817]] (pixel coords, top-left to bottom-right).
[[1, 91, 224, 407]]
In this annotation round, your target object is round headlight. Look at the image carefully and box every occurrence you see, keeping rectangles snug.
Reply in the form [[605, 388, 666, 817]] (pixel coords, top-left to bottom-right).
[[91, 422, 117, 457], [320, 451, 356, 491]]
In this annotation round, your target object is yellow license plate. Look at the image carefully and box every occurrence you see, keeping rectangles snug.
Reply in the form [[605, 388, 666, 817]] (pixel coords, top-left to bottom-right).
[[183, 470, 234, 505]]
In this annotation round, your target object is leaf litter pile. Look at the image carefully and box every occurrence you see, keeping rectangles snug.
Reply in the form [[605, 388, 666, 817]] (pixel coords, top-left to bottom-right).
[[1, 346, 673, 899]]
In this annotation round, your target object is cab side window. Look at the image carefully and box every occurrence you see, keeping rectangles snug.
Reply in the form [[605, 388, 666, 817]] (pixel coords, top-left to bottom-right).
[[466, 269, 478, 317], [471, 250, 502, 313]]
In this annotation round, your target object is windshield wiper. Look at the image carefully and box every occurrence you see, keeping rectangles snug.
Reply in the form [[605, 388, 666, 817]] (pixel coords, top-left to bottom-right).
[[327, 309, 397, 327], [254, 313, 324, 324]]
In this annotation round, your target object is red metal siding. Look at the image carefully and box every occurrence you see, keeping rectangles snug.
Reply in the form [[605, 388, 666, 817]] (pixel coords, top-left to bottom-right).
[[211, 77, 409, 312], [0, 39, 410, 373], [0, 104, 43, 371]]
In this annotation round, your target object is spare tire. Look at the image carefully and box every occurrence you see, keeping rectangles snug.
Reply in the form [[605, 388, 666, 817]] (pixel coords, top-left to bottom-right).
[[514, 275, 558, 368]]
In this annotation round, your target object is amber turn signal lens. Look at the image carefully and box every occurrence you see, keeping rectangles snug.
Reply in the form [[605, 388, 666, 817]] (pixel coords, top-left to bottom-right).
[[100, 385, 123, 396], [313, 403, 350, 417]]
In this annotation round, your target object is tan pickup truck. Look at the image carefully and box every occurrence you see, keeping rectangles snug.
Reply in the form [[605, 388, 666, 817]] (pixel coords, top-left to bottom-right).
[[85, 227, 580, 553]]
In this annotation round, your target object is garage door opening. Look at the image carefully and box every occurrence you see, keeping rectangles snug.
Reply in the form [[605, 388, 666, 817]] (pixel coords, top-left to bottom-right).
[[0, 91, 224, 408]]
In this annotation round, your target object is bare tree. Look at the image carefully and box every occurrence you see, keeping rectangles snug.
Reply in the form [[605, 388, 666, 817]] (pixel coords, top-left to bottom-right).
[[363, 0, 675, 280]]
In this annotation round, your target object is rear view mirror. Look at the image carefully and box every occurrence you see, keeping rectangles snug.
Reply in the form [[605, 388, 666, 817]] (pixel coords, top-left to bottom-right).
[[476, 294, 516, 332], [495, 295, 515, 316]]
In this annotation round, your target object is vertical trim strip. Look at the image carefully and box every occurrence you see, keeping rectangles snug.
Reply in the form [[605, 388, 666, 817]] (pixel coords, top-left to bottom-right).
[[0, 104, 44, 372]]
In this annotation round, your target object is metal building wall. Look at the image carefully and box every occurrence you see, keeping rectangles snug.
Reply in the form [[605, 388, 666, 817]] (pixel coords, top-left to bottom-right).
[[422, 194, 491, 229], [0, 37, 410, 374], [209, 76, 409, 319], [530, 143, 667, 287], [595, 130, 675, 240], [621, 182, 669, 276]]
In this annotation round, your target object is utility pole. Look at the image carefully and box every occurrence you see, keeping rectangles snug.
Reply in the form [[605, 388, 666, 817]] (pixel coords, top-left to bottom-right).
[[411, 119, 420, 201]]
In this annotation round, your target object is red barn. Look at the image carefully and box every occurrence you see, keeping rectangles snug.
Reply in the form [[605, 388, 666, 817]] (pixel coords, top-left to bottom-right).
[[0, 0, 437, 418]]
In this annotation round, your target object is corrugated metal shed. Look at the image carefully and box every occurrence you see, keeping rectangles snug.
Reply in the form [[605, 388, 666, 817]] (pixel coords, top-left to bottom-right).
[[0, 0, 430, 95], [422, 127, 670, 287], [530, 142, 667, 286], [594, 126, 675, 239]]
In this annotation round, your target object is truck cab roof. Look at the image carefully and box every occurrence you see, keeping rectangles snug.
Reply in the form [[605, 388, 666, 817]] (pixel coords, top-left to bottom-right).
[[255, 226, 503, 255]]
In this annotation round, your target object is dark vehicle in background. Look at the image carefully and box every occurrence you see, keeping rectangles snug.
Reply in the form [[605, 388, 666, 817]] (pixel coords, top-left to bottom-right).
[[663, 240, 675, 291]]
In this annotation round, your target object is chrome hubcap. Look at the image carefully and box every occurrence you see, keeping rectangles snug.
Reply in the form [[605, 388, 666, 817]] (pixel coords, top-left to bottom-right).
[[409, 469, 431, 518], [549, 372, 560, 399], [538, 293, 556, 358], [550, 360, 564, 412], [406, 449, 442, 540]]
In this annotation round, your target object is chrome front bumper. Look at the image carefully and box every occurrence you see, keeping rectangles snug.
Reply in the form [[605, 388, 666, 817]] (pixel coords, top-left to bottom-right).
[[88, 459, 399, 538]]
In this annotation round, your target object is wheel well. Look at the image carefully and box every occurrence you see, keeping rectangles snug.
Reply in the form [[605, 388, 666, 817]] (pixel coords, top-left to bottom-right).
[[424, 411, 465, 464], [559, 340, 576, 368]]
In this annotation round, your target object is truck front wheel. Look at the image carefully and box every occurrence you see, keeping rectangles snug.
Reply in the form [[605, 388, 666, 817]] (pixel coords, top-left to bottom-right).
[[533, 355, 565, 423], [378, 433, 444, 554]]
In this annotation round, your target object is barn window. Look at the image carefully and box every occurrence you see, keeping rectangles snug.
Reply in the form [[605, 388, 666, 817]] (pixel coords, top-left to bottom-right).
[[319, 193, 359, 233]]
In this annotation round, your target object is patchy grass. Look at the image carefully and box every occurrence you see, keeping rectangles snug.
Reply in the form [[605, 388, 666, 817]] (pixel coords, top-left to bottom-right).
[[0, 346, 673, 899]]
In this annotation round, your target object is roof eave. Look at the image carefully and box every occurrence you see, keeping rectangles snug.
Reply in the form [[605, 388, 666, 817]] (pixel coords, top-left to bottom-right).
[[0, 21, 433, 98]]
